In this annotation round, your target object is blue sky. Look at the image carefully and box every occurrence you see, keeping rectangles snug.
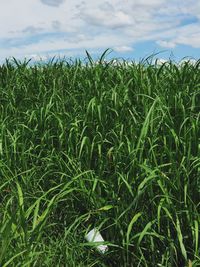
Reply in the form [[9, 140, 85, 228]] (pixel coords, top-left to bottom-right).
[[0, 0, 200, 63]]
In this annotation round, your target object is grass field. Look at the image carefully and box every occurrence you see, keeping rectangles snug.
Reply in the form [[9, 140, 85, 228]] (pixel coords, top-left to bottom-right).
[[0, 51, 199, 266]]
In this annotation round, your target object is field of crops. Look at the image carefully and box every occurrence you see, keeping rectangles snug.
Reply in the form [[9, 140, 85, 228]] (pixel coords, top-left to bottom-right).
[[0, 52, 199, 266]]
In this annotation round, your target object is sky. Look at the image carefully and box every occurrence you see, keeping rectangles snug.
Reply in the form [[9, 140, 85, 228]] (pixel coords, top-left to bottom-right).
[[0, 0, 200, 64]]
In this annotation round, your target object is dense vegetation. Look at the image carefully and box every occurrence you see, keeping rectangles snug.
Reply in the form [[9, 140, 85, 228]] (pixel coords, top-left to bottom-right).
[[0, 51, 199, 266]]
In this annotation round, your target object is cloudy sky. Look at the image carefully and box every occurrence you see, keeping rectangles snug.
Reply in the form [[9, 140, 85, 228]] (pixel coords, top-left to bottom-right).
[[0, 0, 200, 63]]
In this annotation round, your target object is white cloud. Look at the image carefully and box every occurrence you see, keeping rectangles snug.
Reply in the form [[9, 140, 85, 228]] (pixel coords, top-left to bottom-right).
[[22, 26, 44, 35], [0, 32, 128, 60], [176, 34, 200, 48], [26, 54, 48, 61], [40, 0, 66, 7], [0, 0, 200, 62], [154, 23, 200, 48], [156, 40, 176, 48], [79, 8, 133, 29], [114, 46, 133, 52]]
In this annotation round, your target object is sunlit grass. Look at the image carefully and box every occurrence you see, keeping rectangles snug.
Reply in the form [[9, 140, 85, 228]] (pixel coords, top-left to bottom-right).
[[0, 50, 199, 266]]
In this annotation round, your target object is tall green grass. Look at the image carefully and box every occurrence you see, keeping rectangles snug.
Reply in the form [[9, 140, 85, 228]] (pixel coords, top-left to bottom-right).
[[0, 51, 199, 266]]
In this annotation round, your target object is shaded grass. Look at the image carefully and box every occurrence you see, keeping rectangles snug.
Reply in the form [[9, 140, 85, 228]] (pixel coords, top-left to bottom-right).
[[0, 51, 199, 266]]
